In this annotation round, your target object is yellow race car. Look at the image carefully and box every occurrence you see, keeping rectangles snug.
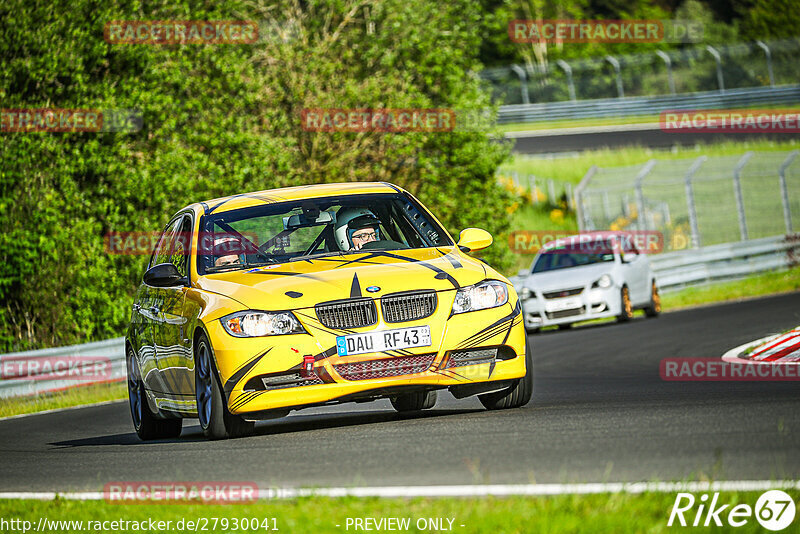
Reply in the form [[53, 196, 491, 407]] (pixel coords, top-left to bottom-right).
[[125, 182, 531, 440]]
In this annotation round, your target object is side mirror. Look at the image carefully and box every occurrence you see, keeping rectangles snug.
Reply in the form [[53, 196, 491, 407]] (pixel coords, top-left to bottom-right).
[[457, 228, 493, 252], [621, 251, 638, 263], [143, 263, 184, 287]]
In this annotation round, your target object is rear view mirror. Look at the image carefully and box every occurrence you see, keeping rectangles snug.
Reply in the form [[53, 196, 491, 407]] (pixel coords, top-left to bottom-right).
[[283, 210, 335, 230]]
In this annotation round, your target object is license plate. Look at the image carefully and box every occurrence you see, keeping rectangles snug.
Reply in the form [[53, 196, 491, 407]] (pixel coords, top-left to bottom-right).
[[545, 296, 583, 312], [336, 326, 432, 356]]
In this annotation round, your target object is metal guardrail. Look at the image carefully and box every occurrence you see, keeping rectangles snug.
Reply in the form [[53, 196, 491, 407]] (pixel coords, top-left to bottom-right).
[[0, 337, 125, 399], [497, 84, 800, 124], [650, 234, 799, 291]]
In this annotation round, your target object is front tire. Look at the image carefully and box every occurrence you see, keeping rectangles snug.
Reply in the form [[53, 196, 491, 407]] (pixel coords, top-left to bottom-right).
[[127, 347, 182, 441], [391, 390, 437, 412], [479, 341, 533, 410], [195, 334, 254, 440]]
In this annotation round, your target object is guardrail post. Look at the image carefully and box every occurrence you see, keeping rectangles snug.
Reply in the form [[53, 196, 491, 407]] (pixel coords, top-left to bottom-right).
[[634, 160, 657, 230], [510, 65, 530, 105], [706, 46, 725, 93], [733, 152, 753, 241], [576, 165, 598, 231], [655, 51, 676, 95], [556, 59, 577, 101], [684, 156, 706, 248], [548, 179, 556, 205], [779, 150, 798, 233], [755, 40, 775, 87], [605, 56, 624, 98]]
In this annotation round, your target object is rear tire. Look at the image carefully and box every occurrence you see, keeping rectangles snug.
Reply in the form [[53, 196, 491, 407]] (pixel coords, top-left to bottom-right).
[[195, 334, 255, 440], [127, 347, 182, 441], [617, 286, 633, 322], [644, 282, 661, 318], [479, 341, 533, 410], [391, 390, 437, 412]]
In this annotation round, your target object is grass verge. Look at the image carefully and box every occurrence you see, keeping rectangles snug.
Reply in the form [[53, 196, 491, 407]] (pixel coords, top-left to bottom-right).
[[660, 266, 800, 311], [499, 139, 800, 183], [0, 381, 126, 419], [1, 491, 796, 533]]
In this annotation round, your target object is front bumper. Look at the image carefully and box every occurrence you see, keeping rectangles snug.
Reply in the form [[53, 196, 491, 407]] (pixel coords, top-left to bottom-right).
[[207, 300, 527, 415], [521, 284, 621, 329]]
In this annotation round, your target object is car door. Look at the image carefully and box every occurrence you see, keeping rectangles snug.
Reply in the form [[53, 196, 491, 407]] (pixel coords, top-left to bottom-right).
[[152, 214, 195, 405], [135, 217, 182, 394]]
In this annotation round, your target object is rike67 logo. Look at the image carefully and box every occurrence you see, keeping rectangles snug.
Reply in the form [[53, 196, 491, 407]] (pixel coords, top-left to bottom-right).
[[668, 490, 796, 530]]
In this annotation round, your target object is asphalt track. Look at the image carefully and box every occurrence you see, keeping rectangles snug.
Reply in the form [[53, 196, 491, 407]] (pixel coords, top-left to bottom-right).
[[508, 126, 800, 154], [1, 293, 798, 492]]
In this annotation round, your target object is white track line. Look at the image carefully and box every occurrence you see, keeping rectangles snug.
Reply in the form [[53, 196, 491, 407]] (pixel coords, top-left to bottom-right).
[[0, 399, 126, 422], [1, 481, 798, 500]]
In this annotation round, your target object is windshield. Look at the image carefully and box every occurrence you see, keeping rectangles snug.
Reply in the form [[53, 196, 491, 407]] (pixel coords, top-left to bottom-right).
[[532, 244, 615, 274], [197, 192, 451, 274]]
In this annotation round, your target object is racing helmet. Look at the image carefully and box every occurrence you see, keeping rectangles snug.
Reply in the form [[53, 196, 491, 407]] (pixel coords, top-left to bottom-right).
[[335, 207, 381, 250]]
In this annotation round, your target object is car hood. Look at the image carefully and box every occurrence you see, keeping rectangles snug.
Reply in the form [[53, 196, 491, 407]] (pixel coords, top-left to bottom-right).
[[195, 246, 495, 310], [522, 262, 614, 292]]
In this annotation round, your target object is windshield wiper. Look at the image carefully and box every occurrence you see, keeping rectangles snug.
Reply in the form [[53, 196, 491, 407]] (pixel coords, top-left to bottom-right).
[[289, 251, 347, 262]]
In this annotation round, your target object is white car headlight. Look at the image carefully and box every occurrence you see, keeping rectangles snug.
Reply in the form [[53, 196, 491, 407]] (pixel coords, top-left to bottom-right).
[[452, 281, 509, 314], [520, 286, 531, 300], [221, 311, 305, 337], [592, 274, 612, 289]]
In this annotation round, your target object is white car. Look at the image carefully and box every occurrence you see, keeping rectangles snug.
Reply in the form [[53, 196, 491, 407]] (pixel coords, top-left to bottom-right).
[[517, 233, 660, 332]]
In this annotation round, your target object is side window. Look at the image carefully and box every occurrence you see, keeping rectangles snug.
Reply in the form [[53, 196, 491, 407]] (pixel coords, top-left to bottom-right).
[[170, 216, 192, 278], [149, 218, 181, 270]]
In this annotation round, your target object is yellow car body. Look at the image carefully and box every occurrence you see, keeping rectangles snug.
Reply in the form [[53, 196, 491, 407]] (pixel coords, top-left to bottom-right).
[[125, 182, 529, 439]]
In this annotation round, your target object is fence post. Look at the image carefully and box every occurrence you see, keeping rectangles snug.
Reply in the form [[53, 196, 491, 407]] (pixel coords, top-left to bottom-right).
[[684, 156, 706, 248], [706, 46, 725, 93], [655, 51, 676, 95], [779, 150, 798, 234], [556, 59, 577, 101], [733, 152, 753, 241], [576, 165, 598, 231], [548, 179, 556, 205], [634, 160, 657, 230], [755, 40, 775, 87], [605, 55, 624, 98], [602, 190, 612, 224], [510, 65, 530, 105]]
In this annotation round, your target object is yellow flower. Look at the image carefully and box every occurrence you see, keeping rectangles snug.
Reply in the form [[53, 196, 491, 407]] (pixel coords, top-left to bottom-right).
[[506, 202, 520, 215], [550, 209, 564, 224]]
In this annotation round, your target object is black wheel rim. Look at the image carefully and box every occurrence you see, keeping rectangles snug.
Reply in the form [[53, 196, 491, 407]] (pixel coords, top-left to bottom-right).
[[127, 352, 142, 429], [196, 342, 213, 428]]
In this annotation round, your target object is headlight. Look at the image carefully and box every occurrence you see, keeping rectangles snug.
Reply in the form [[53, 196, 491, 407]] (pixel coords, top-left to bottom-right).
[[592, 274, 612, 289], [452, 281, 509, 314], [221, 311, 305, 337], [520, 286, 531, 300]]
